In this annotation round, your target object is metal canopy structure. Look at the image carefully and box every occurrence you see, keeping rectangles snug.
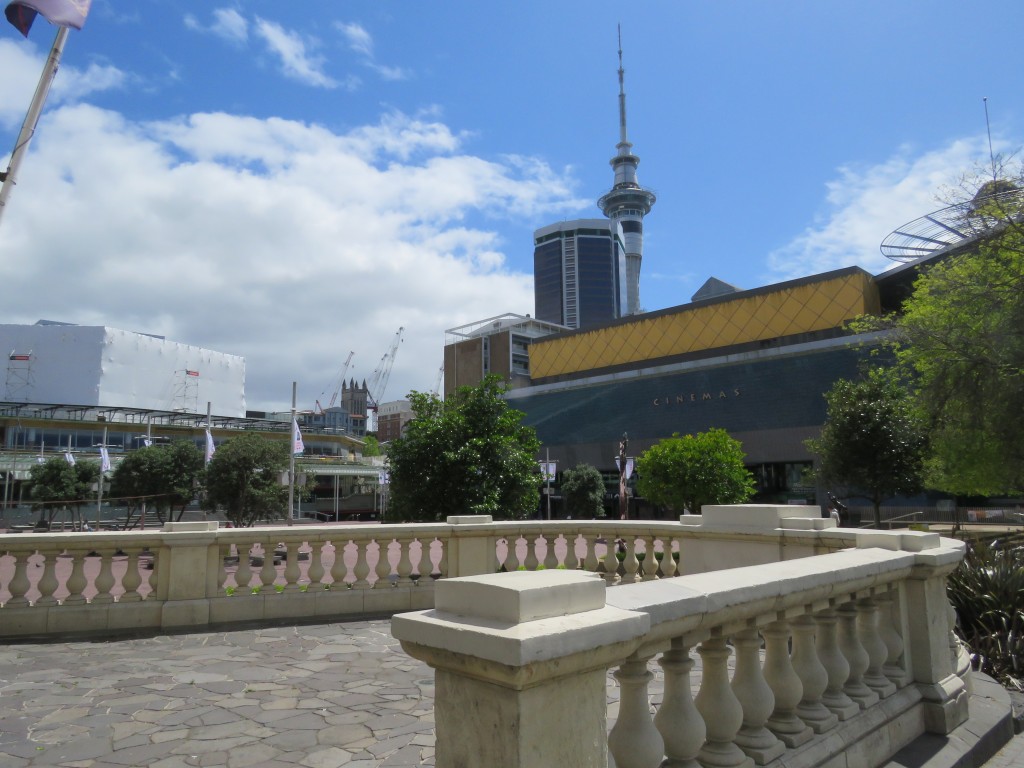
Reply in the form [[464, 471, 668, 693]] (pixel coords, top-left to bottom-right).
[[880, 186, 1024, 263]]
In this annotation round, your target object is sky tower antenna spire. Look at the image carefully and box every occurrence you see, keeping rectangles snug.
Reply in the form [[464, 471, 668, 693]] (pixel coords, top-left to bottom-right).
[[617, 23, 629, 147], [598, 24, 656, 317]]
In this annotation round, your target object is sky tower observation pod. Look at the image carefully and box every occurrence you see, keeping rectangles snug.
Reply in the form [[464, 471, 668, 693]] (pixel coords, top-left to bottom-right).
[[880, 182, 1024, 263]]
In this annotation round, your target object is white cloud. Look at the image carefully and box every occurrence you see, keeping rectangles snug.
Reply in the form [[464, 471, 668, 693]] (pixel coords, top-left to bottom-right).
[[337, 22, 372, 57], [253, 17, 338, 89], [0, 102, 582, 412], [184, 8, 247, 44], [0, 39, 125, 129], [767, 137, 992, 280], [336, 20, 411, 82]]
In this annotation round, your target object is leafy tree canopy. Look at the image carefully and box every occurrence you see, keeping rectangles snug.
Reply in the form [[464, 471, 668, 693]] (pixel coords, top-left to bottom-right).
[[204, 433, 289, 527], [362, 434, 382, 457], [109, 440, 205, 523], [636, 428, 755, 515], [890, 184, 1024, 495], [560, 463, 606, 519], [387, 375, 541, 522], [28, 456, 100, 522], [806, 368, 927, 527]]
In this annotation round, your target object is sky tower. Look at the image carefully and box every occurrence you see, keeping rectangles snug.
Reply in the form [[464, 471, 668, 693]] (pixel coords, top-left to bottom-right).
[[597, 26, 656, 316]]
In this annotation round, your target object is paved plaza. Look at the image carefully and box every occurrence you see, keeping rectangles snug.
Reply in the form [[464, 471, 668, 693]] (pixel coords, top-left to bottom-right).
[[0, 620, 438, 768], [3, 617, 1024, 768]]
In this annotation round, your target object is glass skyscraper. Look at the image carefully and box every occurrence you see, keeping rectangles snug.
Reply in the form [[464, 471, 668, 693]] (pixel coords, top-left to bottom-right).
[[533, 219, 626, 330]]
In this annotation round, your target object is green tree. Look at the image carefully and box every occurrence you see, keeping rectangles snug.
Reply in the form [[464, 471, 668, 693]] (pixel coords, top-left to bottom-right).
[[362, 434, 382, 457], [28, 456, 99, 528], [636, 428, 755, 515], [560, 463, 606, 519], [204, 433, 289, 527], [806, 369, 927, 528], [109, 440, 204, 525], [891, 205, 1024, 496], [387, 375, 541, 521]]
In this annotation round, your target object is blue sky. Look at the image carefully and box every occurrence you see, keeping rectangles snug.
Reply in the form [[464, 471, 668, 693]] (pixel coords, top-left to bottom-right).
[[1, 0, 1022, 413]]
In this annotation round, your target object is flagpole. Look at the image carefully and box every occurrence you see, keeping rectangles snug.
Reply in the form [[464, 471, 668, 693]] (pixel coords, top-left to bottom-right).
[[95, 424, 107, 529], [287, 381, 296, 526], [0, 26, 69, 227]]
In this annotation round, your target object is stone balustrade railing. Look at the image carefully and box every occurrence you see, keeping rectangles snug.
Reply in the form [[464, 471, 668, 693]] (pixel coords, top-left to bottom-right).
[[3, 508, 812, 637], [392, 508, 969, 768]]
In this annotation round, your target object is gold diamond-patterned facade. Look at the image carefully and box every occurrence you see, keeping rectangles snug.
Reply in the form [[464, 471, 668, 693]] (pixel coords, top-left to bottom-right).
[[529, 270, 879, 379]]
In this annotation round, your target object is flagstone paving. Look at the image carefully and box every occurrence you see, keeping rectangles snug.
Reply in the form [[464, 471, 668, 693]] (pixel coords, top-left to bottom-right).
[[0, 621, 441, 768]]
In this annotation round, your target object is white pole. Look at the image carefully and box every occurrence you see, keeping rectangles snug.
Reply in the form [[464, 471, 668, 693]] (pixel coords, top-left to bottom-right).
[[95, 425, 106, 529], [288, 382, 296, 525], [0, 27, 69, 226], [140, 417, 150, 529]]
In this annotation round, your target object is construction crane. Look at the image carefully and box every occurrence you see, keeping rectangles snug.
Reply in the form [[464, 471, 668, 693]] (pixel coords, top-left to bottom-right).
[[431, 364, 444, 396], [316, 351, 354, 413], [368, 327, 403, 411]]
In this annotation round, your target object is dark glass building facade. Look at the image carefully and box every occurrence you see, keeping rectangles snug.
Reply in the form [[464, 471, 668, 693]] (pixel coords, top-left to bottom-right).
[[533, 219, 626, 330]]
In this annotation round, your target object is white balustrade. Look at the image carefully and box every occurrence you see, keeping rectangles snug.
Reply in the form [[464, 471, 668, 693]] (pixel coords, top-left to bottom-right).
[[609, 654, 664, 768], [731, 628, 785, 763], [792, 614, 838, 733], [654, 642, 705, 768]]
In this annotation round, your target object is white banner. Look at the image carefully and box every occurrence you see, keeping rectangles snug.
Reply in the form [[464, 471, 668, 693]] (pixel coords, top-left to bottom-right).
[[204, 428, 216, 464], [292, 418, 305, 455]]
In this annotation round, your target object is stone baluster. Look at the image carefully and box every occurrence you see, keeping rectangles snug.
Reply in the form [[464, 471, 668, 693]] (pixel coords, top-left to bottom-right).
[[352, 539, 371, 588], [92, 548, 116, 604], [258, 540, 278, 591], [730, 628, 785, 763], [6, 551, 32, 607], [374, 538, 392, 587], [64, 549, 89, 605], [36, 552, 60, 606], [838, 601, 878, 708], [121, 549, 143, 602], [435, 537, 448, 578], [306, 541, 325, 590], [876, 589, 906, 686], [660, 539, 678, 579], [329, 539, 349, 588], [145, 549, 158, 600], [609, 654, 664, 768], [815, 608, 859, 719], [620, 538, 641, 585], [279, 541, 300, 591], [696, 636, 754, 768], [640, 536, 657, 581], [762, 620, 812, 747], [542, 534, 559, 571], [858, 598, 897, 698], [654, 641, 705, 768], [523, 535, 540, 571], [583, 535, 600, 573], [563, 533, 579, 571], [603, 534, 620, 585], [234, 542, 253, 593], [216, 544, 231, 595], [396, 537, 415, 586], [791, 614, 838, 733]]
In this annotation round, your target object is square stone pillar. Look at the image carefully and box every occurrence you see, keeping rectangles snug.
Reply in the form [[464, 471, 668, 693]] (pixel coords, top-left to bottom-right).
[[157, 522, 220, 629], [392, 570, 649, 768], [858, 530, 968, 734], [445, 514, 496, 577]]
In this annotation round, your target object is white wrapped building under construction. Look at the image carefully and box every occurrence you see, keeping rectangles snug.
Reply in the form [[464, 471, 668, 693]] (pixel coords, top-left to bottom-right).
[[1, 321, 246, 417]]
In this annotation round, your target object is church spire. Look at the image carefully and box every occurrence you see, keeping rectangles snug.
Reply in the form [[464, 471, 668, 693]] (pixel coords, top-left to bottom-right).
[[598, 25, 656, 316]]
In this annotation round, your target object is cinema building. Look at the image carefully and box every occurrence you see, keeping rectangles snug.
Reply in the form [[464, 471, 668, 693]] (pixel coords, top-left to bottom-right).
[[445, 259, 928, 507]]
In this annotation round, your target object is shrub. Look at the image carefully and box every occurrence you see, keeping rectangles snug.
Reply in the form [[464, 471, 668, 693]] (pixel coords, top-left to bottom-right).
[[947, 539, 1024, 691]]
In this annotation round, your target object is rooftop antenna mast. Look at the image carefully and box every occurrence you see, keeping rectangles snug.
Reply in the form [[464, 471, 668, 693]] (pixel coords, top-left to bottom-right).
[[983, 97, 997, 181], [617, 23, 628, 148]]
